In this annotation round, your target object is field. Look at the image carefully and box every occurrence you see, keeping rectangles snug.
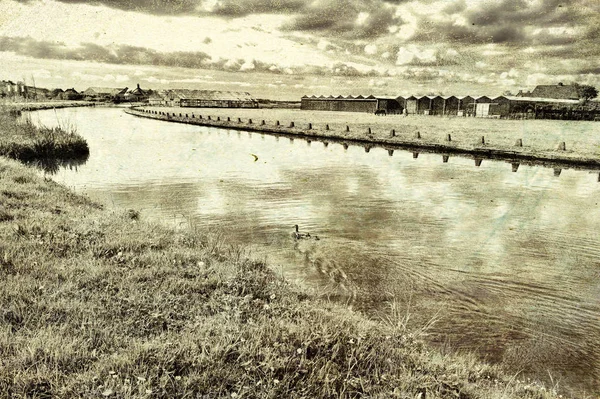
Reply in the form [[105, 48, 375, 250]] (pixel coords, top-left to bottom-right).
[[147, 106, 600, 160]]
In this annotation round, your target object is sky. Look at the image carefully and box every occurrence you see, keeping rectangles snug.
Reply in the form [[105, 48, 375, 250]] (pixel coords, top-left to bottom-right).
[[0, 0, 599, 100]]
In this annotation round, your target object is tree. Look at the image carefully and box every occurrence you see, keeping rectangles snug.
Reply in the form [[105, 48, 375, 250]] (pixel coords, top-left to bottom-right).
[[578, 85, 598, 101]]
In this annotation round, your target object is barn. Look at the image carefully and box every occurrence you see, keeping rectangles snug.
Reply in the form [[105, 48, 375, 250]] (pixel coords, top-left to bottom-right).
[[404, 96, 418, 114], [442, 96, 460, 116], [458, 96, 475, 116], [150, 90, 258, 108], [474, 96, 493, 117], [300, 95, 401, 114], [430, 96, 446, 115], [490, 96, 581, 119]]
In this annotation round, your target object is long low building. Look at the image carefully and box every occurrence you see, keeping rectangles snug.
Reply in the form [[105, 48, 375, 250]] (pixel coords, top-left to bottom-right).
[[301, 95, 402, 114], [149, 89, 258, 108]]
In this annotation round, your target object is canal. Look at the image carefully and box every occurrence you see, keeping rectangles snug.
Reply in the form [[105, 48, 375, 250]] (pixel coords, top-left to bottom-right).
[[30, 106, 600, 396]]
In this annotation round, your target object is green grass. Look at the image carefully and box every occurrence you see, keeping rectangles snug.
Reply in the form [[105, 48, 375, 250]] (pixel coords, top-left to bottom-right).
[[0, 157, 561, 398], [0, 109, 89, 162]]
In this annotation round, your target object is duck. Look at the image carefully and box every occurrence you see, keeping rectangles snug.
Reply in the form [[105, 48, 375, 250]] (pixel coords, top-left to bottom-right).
[[293, 224, 311, 240]]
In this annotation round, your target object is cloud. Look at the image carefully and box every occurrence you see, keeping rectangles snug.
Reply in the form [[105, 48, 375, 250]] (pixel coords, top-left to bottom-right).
[[0, 36, 212, 68], [407, 0, 598, 46], [13, 0, 203, 15], [282, 0, 402, 39]]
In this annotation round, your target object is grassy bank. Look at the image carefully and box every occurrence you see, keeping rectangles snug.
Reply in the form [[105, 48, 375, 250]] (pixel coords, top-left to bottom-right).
[[0, 157, 560, 398], [0, 109, 89, 162]]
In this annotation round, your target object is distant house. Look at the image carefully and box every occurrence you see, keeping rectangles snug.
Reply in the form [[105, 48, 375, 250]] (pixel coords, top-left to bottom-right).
[[528, 83, 580, 100], [50, 88, 65, 99], [1, 80, 27, 98], [82, 87, 128, 102], [61, 88, 82, 101], [124, 84, 149, 102]]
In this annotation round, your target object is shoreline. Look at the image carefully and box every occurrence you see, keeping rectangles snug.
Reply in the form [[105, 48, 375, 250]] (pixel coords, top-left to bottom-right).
[[1, 101, 96, 112], [126, 107, 600, 170]]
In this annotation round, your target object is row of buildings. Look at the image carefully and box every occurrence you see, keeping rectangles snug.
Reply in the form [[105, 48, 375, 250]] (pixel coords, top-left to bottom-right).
[[1, 80, 151, 103], [301, 84, 600, 121], [148, 89, 258, 108]]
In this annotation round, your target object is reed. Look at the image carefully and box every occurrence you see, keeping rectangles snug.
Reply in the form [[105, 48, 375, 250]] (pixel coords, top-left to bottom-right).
[[0, 109, 89, 162]]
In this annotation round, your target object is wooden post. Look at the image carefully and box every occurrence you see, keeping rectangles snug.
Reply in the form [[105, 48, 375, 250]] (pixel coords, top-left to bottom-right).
[[515, 138, 523, 147], [512, 163, 519, 172], [388, 149, 394, 156], [364, 145, 371, 153], [343, 143, 349, 150], [475, 159, 482, 167], [308, 123, 312, 129], [443, 155, 449, 163], [289, 137, 294, 143], [307, 139, 311, 145], [248, 119, 253, 124], [238, 117, 242, 123], [415, 131, 421, 139], [390, 129, 395, 137], [289, 121, 294, 128], [261, 120, 265, 125], [554, 168, 562, 177], [481, 136, 485, 145], [325, 124, 330, 130], [276, 120, 280, 126], [227, 117, 230, 122], [413, 152, 419, 159], [446, 134, 451, 142], [208, 116, 211, 120], [217, 116, 220, 121], [557, 142, 566, 151], [346, 125, 350, 132], [367, 127, 372, 135]]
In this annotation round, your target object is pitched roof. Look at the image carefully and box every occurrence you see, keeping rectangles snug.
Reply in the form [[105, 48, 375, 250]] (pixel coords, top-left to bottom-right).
[[83, 87, 128, 96], [502, 95, 580, 104], [163, 89, 256, 101], [530, 84, 580, 100]]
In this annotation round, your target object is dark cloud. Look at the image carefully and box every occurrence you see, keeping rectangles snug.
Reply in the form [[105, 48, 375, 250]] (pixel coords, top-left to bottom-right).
[[0, 36, 211, 68], [209, 0, 307, 16], [13, 0, 201, 15], [410, 0, 597, 46], [283, 0, 401, 39]]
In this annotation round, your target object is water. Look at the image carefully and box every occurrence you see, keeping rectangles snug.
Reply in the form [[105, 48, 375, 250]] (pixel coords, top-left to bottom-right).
[[30, 107, 600, 396]]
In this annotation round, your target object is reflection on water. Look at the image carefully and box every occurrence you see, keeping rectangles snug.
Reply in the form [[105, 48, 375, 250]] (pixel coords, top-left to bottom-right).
[[25, 155, 89, 174], [30, 107, 600, 396]]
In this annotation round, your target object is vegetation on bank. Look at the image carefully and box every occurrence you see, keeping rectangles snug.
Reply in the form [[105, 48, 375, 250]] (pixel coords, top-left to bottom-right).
[[0, 157, 560, 398], [0, 109, 89, 162]]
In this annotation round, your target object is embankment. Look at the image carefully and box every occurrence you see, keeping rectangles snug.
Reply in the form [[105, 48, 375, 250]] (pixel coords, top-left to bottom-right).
[[2, 101, 95, 112], [0, 156, 559, 398], [127, 106, 600, 169]]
